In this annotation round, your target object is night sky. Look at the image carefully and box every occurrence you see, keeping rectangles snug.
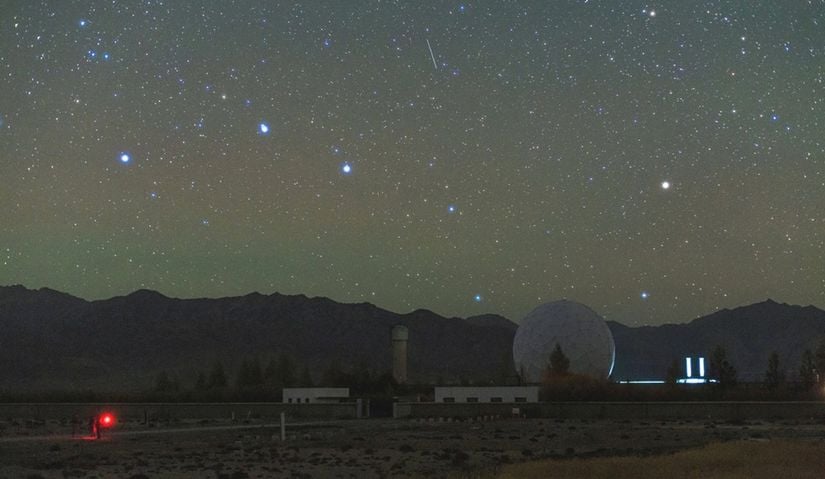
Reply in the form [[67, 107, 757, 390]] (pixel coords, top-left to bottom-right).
[[1, 1, 823, 326]]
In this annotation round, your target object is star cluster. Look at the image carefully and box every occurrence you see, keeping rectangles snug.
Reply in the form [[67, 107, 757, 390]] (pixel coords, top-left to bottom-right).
[[1, 1, 823, 325]]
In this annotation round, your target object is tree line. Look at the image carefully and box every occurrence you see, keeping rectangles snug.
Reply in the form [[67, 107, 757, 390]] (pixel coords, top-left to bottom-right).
[[540, 339, 825, 401], [150, 355, 399, 401]]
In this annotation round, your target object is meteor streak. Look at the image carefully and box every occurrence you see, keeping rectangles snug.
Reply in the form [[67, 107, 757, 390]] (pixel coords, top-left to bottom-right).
[[426, 39, 438, 70]]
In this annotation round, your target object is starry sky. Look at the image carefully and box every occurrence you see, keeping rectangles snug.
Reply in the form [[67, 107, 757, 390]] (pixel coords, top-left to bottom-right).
[[1, 1, 823, 326]]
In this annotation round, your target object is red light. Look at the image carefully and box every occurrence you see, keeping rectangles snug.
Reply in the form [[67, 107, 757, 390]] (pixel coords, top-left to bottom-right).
[[99, 413, 116, 428]]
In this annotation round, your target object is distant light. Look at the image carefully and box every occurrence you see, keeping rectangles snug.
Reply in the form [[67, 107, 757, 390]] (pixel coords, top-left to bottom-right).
[[617, 380, 666, 384], [258, 122, 270, 135], [640, 291, 649, 300], [661, 181, 671, 190], [447, 205, 456, 213], [648, 10, 656, 17], [99, 412, 115, 428], [341, 163, 352, 174], [678, 378, 711, 384], [473, 294, 482, 302], [79, 19, 88, 27], [119, 153, 131, 164], [686, 357, 692, 378], [699, 357, 705, 377]]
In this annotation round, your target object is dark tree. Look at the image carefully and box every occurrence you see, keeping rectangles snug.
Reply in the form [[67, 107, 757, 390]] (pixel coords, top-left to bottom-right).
[[207, 361, 228, 389], [276, 354, 297, 388], [498, 349, 516, 384], [764, 351, 784, 391], [709, 345, 737, 387], [322, 363, 346, 387], [665, 359, 681, 386], [236, 357, 263, 389], [299, 366, 314, 387], [264, 358, 278, 386], [154, 370, 174, 392], [194, 371, 207, 391], [548, 343, 570, 377], [799, 349, 817, 390], [815, 339, 825, 383]]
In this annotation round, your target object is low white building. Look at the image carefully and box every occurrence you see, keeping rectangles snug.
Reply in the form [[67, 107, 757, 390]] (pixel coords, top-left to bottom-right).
[[434, 386, 539, 403], [282, 387, 350, 404]]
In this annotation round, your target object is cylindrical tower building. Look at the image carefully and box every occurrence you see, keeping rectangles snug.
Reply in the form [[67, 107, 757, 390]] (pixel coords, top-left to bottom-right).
[[391, 325, 409, 384]]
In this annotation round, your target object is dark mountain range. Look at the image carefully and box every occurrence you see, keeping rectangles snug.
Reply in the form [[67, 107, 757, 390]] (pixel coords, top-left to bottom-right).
[[0, 285, 516, 392], [1, 285, 823, 392], [609, 299, 825, 381]]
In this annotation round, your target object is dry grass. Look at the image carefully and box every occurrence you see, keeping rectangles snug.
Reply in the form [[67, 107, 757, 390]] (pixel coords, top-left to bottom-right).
[[492, 440, 825, 479]]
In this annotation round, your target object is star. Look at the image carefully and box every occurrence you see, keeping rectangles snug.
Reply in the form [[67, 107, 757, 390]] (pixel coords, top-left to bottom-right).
[[447, 205, 457, 213], [473, 294, 483, 302], [119, 153, 131, 164], [661, 181, 671, 190], [341, 163, 352, 174], [258, 122, 270, 135], [640, 291, 650, 300]]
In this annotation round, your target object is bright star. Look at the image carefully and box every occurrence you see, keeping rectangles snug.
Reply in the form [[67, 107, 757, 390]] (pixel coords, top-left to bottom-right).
[[661, 181, 671, 190], [119, 152, 131, 164], [447, 205, 457, 213], [258, 122, 270, 135], [473, 294, 482, 302], [341, 163, 352, 174], [641, 291, 650, 300], [79, 19, 88, 27]]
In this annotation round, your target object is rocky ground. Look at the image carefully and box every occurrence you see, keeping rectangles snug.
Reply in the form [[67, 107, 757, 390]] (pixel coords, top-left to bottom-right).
[[1, 415, 824, 478]]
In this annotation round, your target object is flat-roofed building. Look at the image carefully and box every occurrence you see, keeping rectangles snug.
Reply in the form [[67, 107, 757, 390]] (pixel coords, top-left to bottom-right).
[[283, 387, 350, 404], [434, 386, 539, 403]]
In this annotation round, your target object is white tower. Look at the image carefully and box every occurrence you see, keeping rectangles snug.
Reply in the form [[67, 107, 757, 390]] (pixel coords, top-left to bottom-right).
[[391, 325, 409, 384]]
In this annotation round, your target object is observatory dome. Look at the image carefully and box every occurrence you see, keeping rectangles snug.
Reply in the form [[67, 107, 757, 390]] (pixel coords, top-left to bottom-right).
[[513, 300, 615, 382]]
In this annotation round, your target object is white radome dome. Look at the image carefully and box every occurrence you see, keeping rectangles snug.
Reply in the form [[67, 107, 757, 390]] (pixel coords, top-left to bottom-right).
[[513, 300, 615, 382]]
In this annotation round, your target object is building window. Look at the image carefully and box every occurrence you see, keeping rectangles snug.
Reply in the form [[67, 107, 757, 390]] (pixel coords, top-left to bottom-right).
[[490, 397, 503, 403], [443, 397, 455, 403], [467, 397, 479, 403], [514, 397, 527, 403]]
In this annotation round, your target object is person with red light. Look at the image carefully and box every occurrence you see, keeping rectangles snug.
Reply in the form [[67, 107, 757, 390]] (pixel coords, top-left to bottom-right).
[[89, 415, 101, 439], [88, 415, 97, 439]]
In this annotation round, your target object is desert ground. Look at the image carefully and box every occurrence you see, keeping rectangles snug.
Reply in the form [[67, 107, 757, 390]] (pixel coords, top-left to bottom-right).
[[1, 414, 824, 478]]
